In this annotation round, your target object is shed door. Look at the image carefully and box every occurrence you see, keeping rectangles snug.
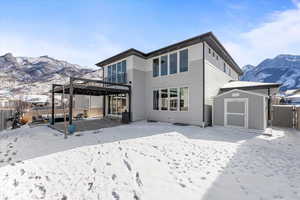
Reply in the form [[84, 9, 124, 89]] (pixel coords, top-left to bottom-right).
[[224, 98, 248, 128]]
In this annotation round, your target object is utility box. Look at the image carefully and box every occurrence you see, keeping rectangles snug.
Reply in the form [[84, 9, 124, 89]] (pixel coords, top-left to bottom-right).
[[122, 111, 130, 124]]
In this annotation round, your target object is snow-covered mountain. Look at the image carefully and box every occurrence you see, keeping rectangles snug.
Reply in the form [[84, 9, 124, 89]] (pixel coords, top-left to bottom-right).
[[0, 53, 101, 97], [241, 55, 300, 91]]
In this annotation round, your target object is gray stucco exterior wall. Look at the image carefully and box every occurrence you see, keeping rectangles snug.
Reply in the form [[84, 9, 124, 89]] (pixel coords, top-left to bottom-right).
[[145, 59, 204, 125], [213, 90, 267, 130]]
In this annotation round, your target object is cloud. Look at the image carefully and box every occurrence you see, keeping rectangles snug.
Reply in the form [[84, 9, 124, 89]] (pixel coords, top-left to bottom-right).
[[291, 0, 300, 7], [224, 2, 300, 66], [0, 32, 122, 68]]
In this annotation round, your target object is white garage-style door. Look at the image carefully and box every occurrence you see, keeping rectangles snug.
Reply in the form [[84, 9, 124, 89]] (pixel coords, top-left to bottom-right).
[[224, 98, 248, 128]]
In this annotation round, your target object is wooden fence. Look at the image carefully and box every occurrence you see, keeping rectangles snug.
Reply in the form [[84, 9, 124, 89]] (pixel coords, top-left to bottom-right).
[[0, 110, 13, 131], [272, 105, 300, 129]]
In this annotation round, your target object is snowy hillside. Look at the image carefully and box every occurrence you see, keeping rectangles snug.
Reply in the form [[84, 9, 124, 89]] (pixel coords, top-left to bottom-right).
[[241, 55, 300, 91], [0, 122, 300, 200], [0, 53, 102, 97]]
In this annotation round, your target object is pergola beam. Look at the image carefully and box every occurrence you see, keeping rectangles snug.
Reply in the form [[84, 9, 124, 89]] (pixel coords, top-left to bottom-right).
[[50, 77, 132, 127], [69, 77, 74, 125]]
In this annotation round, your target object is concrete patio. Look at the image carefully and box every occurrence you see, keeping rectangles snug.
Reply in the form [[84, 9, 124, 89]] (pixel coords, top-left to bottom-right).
[[49, 118, 123, 132]]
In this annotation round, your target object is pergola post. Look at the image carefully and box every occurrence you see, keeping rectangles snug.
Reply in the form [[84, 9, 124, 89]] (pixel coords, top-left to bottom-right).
[[69, 77, 74, 125], [51, 84, 55, 125], [128, 86, 132, 122], [103, 95, 106, 118]]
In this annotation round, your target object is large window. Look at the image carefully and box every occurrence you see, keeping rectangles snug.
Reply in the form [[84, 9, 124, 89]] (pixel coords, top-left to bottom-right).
[[112, 64, 116, 83], [107, 65, 112, 82], [169, 53, 177, 74], [117, 62, 122, 83], [108, 94, 127, 115], [160, 89, 168, 110], [153, 58, 159, 77], [121, 60, 127, 83], [152, 49, 188, 77], [107, 60, 126, 83], [179, 49, 188, 72], [180, 87, 189, 111], [169, 88, 178, 111], [153, 90, 159, 110], [153, 87, 188, 112], [160, 55, 168, 76]]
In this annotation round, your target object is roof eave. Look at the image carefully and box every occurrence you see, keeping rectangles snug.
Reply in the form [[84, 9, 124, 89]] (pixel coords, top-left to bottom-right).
[[95, 32, 243, 75], [220, 84, 282, 91]]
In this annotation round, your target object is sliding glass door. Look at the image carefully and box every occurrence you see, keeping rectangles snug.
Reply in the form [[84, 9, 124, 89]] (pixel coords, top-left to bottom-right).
[[108, 94, 128, 116]]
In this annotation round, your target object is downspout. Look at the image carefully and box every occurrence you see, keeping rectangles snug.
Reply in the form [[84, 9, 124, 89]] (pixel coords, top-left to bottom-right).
[[202, 42, 206, 125], [267, 88, 270, 121]]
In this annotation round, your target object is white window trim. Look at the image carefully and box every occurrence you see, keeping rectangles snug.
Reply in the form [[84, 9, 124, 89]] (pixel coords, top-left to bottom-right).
[[169, 88, 178, 111], [179, 87, 189, 112], [160, 88, 169, 111], [152, 86, 189, 112], [224, 98, 248, 129]]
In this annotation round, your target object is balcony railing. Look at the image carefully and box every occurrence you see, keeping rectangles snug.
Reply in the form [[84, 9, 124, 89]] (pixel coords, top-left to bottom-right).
[[104, 72, 127, 84]]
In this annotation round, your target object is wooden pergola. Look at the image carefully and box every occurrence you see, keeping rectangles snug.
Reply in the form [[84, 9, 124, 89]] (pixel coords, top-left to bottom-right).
[[51, 77, 131, 125]]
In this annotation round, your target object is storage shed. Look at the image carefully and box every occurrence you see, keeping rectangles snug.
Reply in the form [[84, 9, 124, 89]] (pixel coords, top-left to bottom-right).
[[213, 89, 268, 130]]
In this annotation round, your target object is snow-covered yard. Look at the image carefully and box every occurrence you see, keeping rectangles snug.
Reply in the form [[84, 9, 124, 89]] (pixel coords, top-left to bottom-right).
[[0, 121, 300, 200]]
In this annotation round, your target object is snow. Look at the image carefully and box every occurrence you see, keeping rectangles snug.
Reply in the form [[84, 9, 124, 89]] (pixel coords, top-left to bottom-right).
[[0, 121, 300, 200], [221, 81, 280, 89], [22, 95, 49, 103]]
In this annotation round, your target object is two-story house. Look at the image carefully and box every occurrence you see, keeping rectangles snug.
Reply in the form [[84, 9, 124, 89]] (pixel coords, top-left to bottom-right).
[[96, 32, 243, 126]]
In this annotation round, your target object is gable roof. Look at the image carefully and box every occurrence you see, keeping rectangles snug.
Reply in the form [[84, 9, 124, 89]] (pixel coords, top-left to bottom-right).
[[215, 89, 269, 98], [95, 32, 243, 75], [221, 81, 281, 91]]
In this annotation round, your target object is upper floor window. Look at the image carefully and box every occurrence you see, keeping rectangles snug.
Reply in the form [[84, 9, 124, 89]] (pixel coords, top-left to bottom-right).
[[107, 65, 112, 82], [212, 52, 215, 57], [208, 48, 211, 54], [153, 58, 159, 77], [121, 60, 127, 83], [179, 49, 188, 72], [111, 64, 116, 83], [223, 63, 226, 73], [169, 52, 177, 74], [107, 60, 127, 83], [160, 55, 168, 76], [152, 48, 188, 77], [117, 62, 122, 83]]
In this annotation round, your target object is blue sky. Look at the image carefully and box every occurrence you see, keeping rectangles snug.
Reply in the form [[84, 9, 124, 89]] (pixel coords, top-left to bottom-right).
[[0, 0, 299, 67]]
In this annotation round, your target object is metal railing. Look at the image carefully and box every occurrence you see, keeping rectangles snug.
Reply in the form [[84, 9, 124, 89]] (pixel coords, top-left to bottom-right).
[[104, 73, 127, 85]]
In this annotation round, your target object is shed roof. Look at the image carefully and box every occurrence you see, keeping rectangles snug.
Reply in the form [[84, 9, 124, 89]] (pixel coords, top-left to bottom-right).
[[215, 89, 269, 99], [221, 81, 281, 90]]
